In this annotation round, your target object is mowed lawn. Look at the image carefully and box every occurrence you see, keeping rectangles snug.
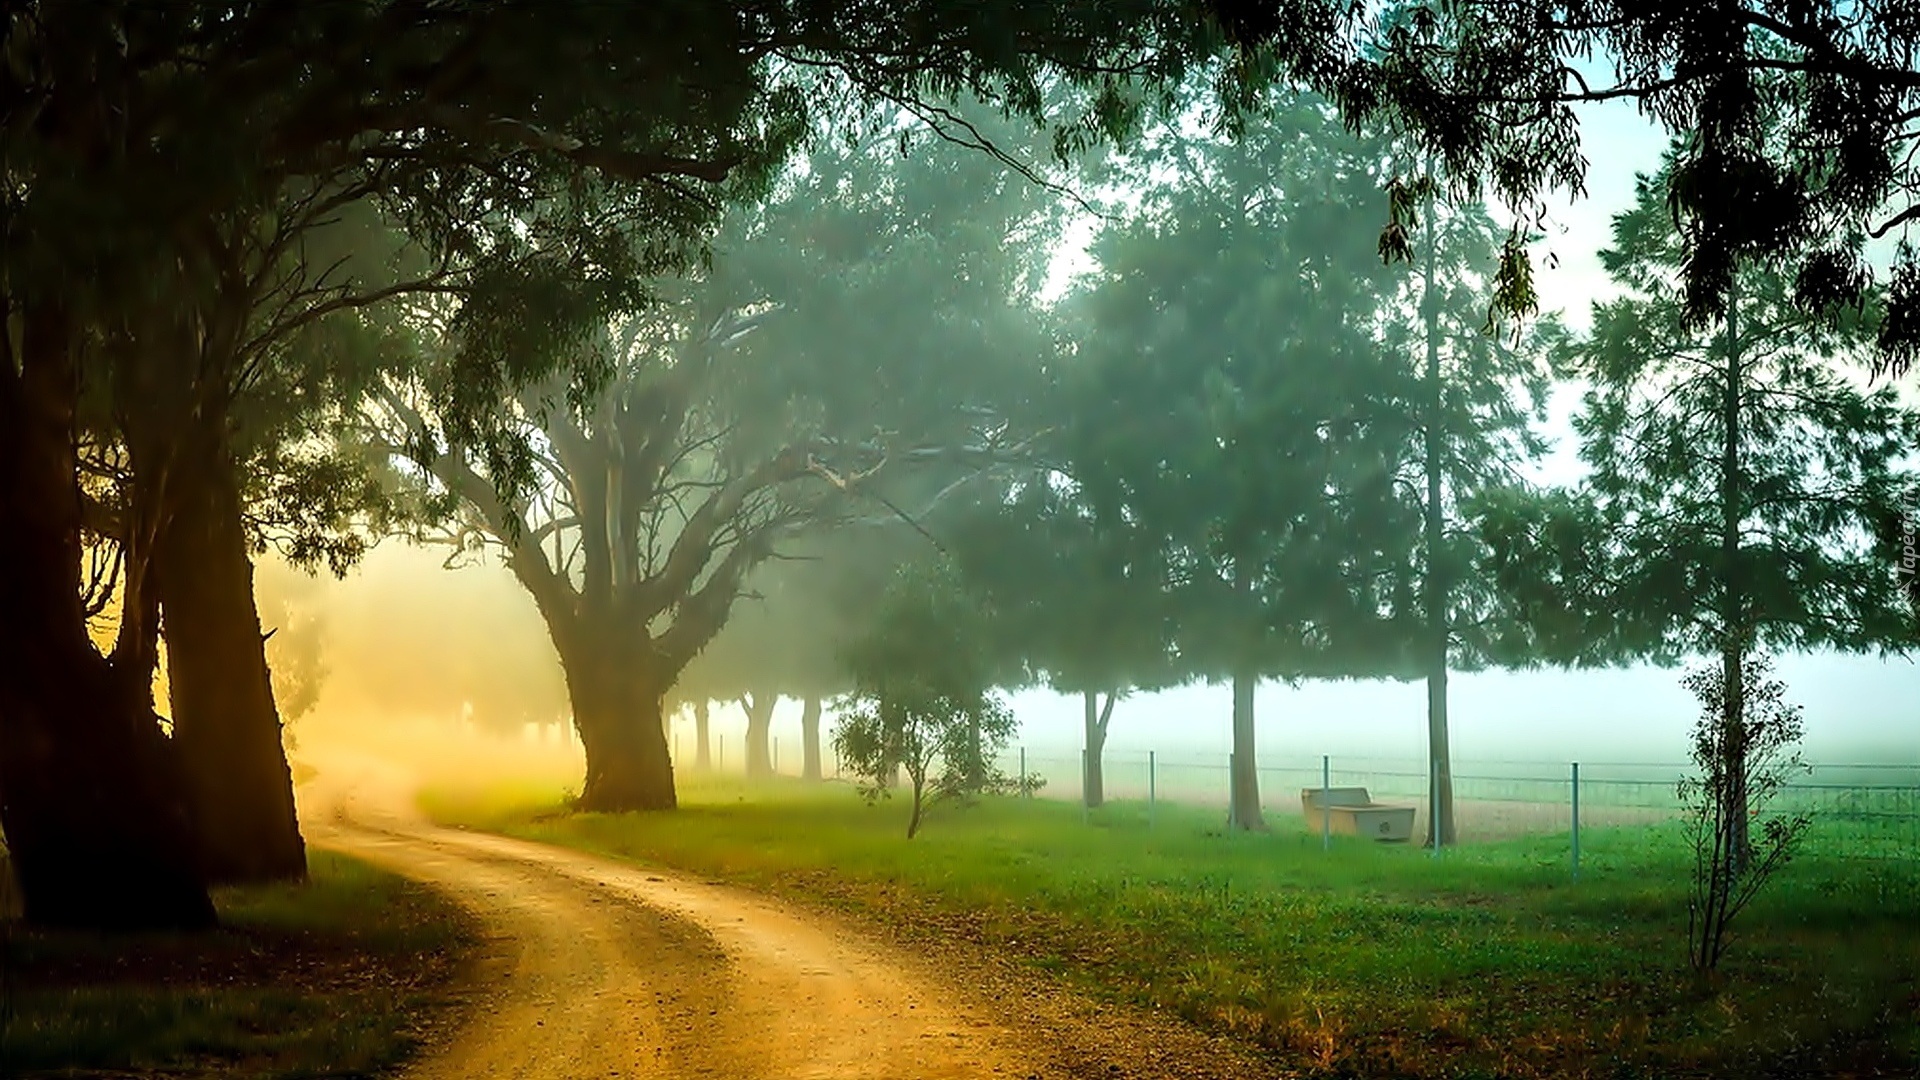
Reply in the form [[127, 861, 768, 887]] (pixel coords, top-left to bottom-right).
[[425, 775, 1920, 1080], [1, 851, 473, 1079]]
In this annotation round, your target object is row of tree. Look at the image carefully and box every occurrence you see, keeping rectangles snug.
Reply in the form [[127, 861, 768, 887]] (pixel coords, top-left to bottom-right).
[[11, 1, 1920, 931], [666, 104, 1919, 849], [0, 1, 1273, 930]]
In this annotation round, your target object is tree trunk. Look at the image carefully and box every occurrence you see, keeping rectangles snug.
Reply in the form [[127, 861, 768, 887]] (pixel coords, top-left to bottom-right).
[[1718, 275, 1751, 869], [1420, 191, 1458, 848], [694, 699, 712, 770], [801, 695, 823, 781], [562, 633, 676, 812], [156, 424, 306, 884], [1227, 670, 1265, 830], [0, 304, 215, 929], [741, 691, 775, 778], [906, 764, 927, 838], [1082, 689, 1115, 808]]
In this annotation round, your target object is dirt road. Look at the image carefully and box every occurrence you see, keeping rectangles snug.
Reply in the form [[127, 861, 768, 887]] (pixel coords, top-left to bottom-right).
[[303, 758, 1281, 1080], [306, 767, 1043, 1078]]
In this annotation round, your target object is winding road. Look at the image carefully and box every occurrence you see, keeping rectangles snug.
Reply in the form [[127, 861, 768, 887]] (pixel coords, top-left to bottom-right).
[[304, 759, 1058, 1079], [301, 757, 1278, 1080]]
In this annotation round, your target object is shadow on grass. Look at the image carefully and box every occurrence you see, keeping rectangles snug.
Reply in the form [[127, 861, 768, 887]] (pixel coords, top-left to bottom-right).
[[0, 851, 473, 1079]]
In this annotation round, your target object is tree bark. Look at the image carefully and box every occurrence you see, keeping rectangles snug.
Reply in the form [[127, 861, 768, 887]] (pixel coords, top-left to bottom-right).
[[1719, 275, 1751, 869], [1226, 551, 1264, 831], [561, 633, 676, 811], [800, 695, 823, 781], [1420, 189, 1458, 848], [1082, 689, 1115, 808], [694, 699, 712, 770], [1227, 670, 1265, 830], [741, 690, 775, 778], [156, 423, 306, 884], [0, 304, 215, 929]]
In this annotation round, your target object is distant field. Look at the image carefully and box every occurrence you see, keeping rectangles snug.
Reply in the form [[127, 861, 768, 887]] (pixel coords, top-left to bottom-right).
[[424, 774, 1919, 1080], [992, 749, 1920, 854], [0, 851, 473, 1079]]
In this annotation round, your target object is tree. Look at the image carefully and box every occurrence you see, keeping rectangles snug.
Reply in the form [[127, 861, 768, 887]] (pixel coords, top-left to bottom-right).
[[1491, 157, 1919, 861], [1378, 178, 1550, 846], [675, 526, 915, 780], [3, 0, 1287, 926], [834, 558, 1018, 838], [950, 471, 1177, 808], [0, 1, 800, 923], [1677, 653, 1812, 975], [378, 101, 1059, 811], [1064, 90, 1422, 830]]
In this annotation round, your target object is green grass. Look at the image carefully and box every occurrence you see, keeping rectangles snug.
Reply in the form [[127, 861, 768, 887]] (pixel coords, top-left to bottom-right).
[[426, 775, 1920, 1080], [1, 851, 473, 1079]]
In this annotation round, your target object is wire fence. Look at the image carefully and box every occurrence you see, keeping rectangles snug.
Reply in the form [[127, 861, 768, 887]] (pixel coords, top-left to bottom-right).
[[654, 724, 1919, 865], [989, 749, 1920, 862]]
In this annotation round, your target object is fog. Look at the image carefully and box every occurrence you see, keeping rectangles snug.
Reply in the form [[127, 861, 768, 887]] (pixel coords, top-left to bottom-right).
[[283, 544, 1917, 778]]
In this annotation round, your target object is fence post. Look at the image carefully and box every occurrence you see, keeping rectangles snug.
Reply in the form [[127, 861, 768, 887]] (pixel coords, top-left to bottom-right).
[[1148, 750, 1157, 830], [1571, 761, 1582, 881], [1321, 754, 1332, 851], [1019, 747, 1027, 798]]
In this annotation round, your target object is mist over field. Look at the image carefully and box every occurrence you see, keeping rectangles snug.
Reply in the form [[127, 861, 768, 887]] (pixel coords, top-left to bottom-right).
[[286, 544, 1918, 771]]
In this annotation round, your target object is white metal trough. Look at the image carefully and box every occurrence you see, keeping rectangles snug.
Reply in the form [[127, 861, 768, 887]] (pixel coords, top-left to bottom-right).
[[1300, 786, 1417, 842]]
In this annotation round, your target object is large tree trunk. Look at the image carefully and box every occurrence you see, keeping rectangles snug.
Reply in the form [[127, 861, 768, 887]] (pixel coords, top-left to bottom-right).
[[1227, 670, 1264, 831], [562, 634, 676, 812], [800, 695, 823, 781], [1082, 689, 1115, 808], [1420, 201, 1457, 849], [694, 699, 712, 770], [741, 690, 775, 778], [156, 424, 306, 884], [0, 305, 215, 929]]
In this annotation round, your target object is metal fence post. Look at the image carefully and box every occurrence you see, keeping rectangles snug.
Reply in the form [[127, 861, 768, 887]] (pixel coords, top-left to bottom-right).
[[1019, 747, 1027, 798], [1321, 754, 1332, 851], [1571, 761, 1582, 881], [1148, 750, 1157, 830]]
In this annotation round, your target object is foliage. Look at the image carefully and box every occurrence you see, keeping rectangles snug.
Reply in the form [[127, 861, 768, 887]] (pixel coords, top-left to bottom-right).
[[833, 559, 1020, 837], [1064, 89, 1426, 689], [1482, 155, 1920, 665], [1353, 2, 1920, 374], [1378, 189, 1552, 669], [1677, 653, 1813, 974]]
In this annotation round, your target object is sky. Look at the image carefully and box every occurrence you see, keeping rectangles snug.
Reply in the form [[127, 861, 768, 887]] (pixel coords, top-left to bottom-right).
[[295, 98, 1917, 775]]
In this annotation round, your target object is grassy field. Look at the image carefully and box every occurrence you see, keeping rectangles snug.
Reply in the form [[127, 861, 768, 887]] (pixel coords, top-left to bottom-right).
[[426, 774, 1920, 1080], [1, 851, 473, 1079]]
